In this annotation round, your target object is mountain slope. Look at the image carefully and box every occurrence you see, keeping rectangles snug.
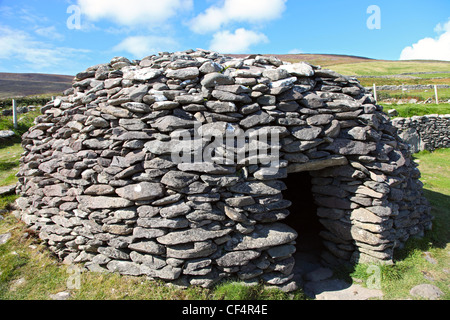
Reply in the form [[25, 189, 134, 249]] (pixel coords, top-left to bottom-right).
[[1, 54, 449, 99], [0, 73, 74, 99]]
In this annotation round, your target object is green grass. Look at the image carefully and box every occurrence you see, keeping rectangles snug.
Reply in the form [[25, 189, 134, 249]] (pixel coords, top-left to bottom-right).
[[0, 141, 23, 188], [0, 109, 42, 137], [0, 140, 22, 210], [329, 61, 450, 76], [376, 88, 450, 102], [413, 73, 450, 79], [0, 111, 31, 192], [381, 103, 450, 118], [211, 281, 306, 300], [346, 149, 450, 300], [327, 60, 450, 103], [414, 149, 450, 197], [0, 213, 78, 300], [385, 149, 450, 299], [358, 77, 450, 88]]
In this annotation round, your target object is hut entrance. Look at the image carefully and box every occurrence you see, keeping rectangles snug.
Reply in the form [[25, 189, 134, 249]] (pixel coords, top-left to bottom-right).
[[281, 172, 326, 255]]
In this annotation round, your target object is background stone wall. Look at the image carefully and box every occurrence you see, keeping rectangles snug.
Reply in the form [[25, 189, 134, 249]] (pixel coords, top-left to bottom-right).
[[392, 115, 450, 153]]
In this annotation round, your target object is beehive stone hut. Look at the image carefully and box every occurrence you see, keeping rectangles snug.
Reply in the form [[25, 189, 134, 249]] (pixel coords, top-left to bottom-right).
[[16, 49, 433, 291]]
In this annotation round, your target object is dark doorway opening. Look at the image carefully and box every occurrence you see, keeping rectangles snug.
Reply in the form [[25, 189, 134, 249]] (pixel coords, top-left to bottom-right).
[[282, 172, 326, 254]]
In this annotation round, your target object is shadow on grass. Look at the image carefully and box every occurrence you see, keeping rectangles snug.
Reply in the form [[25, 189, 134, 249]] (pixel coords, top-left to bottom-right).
[[0, 161, 20, 171], [0, 136, 22, 150], [394, 189, 450, 261]]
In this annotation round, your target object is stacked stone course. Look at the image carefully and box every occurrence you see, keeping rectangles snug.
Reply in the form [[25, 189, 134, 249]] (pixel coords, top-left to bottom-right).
[[392, 114, 450, 153], [16, 49, 432, 292]]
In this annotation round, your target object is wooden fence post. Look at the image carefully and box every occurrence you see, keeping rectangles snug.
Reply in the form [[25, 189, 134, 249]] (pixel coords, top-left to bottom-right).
[[434, 85, 439, 104], [373, 84, 377, 103], [12, 99, 18, 129]]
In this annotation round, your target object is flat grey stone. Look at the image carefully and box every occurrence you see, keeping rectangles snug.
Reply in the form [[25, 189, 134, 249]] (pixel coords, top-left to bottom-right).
[[106, 260, 142, 276], [226, 223, 297, 251], [50, 291, 71, 300], [290, 126, 322, 141], [137, 217, 189, 229], [166, 241, 217, 259], [324, 139, 377, 155], [0, 185, 16, 196], [151, 116, 195, 132], [115, 182, 165, 201], [201, 73, 234, 87], [157, 227, 232, 245], [77, 196, 134, 209], [410, 284, 444, 300], [278, 62, 314, 77], [166, 67, 199, 80], [130, 251, 166, 270], [128, 241, 165, 255], [161, 171, 199, 189], [216, 250, 261, 267], [288, 156, 348, 173], [0, 233, 12, 245], [0, 130, 15, 139], [229, 181, 286, 195], [304, 279, 383, 300]]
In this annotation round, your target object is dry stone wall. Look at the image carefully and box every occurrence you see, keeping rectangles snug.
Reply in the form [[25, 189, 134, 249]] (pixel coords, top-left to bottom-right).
[[16, 49, 432, 292], [392, 114, 450, 153]]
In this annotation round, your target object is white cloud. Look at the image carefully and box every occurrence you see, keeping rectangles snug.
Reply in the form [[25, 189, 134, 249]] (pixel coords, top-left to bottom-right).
[[288, 48, 303, 54], [0, 25, 90, 74], [209, 28, 269, 53], [113, 36, 179, 58], [434, 18, 450, 34], [400, 19, 450, 61], [18, 7, 49, 25], [35, 26, 65, 41], [77, 0, 193, 27], [190, 0, 287, 34]]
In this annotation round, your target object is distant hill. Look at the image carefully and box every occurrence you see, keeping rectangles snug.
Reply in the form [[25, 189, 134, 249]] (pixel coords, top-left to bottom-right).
[[229, 53, 375, 67], [0, 73, 74, 99], [1, 54, 448, 100]]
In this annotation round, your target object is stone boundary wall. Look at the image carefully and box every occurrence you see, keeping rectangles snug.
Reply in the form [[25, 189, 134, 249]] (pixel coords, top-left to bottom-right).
[[392, 114, 450, 153], [365, 84, 450, 91]]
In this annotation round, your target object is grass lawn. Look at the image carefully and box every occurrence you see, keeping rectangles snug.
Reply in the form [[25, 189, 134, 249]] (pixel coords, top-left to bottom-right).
[[0, 109, 39, 209], [327, 60, 450, 104], [329, 61, 450, 77], [0, 109, 42, 136], [377, 88, 450, 102], [358, 77, 450, 88], [383, 149, 450, 299], [0, 142, 22, 187], [413, 73, 450, 79], [381, 103, 450, 118]]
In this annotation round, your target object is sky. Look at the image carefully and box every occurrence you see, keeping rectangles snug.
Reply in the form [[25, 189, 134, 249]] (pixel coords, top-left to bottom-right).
[[0, 0, 449, 75]]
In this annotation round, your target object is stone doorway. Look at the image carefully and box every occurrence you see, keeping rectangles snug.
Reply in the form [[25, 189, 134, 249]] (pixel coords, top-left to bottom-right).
[[281, 171, 326, 255]]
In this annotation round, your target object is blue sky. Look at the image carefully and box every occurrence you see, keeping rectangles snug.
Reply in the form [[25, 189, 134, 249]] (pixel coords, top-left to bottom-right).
[[0, 0, 449, 75]]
